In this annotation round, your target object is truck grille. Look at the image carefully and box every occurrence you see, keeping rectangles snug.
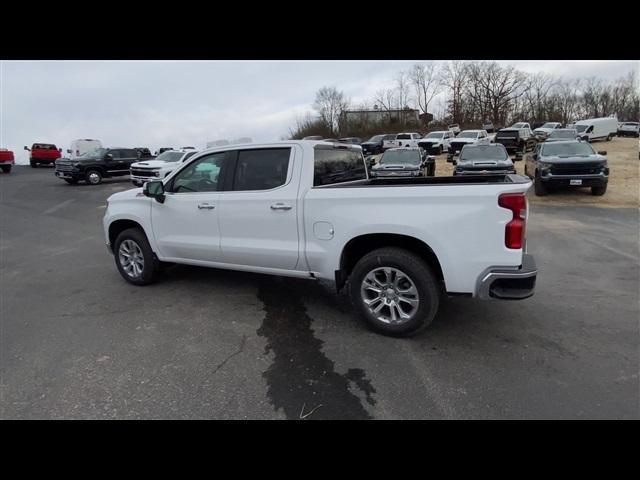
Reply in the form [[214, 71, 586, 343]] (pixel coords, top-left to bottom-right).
[[131, 168, 158, 178], [55, 163, 73, 172], [550, 163, 602, 175]]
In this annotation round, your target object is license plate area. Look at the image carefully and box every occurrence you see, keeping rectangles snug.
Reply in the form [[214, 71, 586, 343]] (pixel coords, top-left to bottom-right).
[[570, 179, 582, 186]]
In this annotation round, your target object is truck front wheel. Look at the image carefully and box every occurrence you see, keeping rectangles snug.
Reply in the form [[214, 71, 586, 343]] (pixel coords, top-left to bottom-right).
[[85, 170, 103, 185], [534, 172, 548, 196], [591, 184, 607, 196], [113, 228, 159, 286], [348, 247, 440, 337], [1, 165, 11, 173]]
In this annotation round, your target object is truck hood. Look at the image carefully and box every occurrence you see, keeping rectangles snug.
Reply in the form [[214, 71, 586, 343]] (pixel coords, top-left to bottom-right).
[[534, 128, 554, 135], [451, 138, 478, 144], [131, 160, 168, 169], [541, 155, 606, 163], [373, 163, 420, 170], [458, 159, 514, 167], [107, 186, 144, 203]]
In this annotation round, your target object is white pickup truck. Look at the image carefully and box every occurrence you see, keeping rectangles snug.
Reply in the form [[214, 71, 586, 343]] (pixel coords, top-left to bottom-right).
[[386, 132, 422, 150], [103, 141, 537, 336]]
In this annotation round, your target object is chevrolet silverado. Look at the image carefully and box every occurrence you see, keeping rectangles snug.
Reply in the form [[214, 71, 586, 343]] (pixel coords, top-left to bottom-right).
[[103, 141, 537, 336]]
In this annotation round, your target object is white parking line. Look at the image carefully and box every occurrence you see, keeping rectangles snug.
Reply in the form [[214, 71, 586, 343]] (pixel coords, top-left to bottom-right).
[[43, 199, 75, 215]]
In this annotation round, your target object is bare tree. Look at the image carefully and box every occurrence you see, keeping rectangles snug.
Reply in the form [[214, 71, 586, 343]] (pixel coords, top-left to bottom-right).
[[374, 88, 396, 112], [441, 61, 469, 125], [313, 86, 349, 135], [409, 62, 442, 115], [395, 70, 411, 111]]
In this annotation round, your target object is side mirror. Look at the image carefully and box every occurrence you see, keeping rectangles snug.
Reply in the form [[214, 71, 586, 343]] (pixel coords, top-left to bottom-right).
[[598, 151, 607, 155], [66, 149, 72, 154], [452, 159, 457, 166], [24, 146, 30, 151], [143, 180, 166, 203], [105, 153, 113, 160]]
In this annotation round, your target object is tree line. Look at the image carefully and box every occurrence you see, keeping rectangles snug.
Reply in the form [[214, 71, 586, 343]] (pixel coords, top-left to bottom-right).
[[289, 61, 639, 139]]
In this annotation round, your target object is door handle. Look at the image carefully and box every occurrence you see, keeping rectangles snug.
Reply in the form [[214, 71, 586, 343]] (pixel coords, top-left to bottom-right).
[[270, 203, 292, 211], [197, 203, 216, 210]]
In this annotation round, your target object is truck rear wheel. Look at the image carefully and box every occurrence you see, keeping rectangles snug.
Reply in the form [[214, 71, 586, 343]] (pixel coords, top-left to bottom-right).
[[1, 165, 11, 173], [113, 228, 159, 286], [348, 247, 440, 337], [30, 161, 37, 168]]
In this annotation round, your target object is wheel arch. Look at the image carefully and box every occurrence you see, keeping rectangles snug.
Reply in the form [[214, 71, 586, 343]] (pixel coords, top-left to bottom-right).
[[336, 233, 445, 292], [108, 219, 148, 253]]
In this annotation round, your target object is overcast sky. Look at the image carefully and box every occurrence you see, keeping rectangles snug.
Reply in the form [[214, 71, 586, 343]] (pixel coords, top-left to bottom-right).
[[1, 60, 637, 163]]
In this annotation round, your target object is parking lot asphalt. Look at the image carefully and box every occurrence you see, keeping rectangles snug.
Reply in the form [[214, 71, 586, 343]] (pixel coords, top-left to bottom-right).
[[1, 166, 638, 419]]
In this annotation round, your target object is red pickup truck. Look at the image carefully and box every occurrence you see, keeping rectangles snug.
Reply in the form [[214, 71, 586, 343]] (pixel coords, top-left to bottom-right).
[[0, 149, 15, 173], [24, 143, 61, 167]]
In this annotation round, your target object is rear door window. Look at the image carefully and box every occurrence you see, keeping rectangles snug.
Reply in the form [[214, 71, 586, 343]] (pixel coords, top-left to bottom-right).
[[231, 148, 291, 191], [314, 147, 367, 186]]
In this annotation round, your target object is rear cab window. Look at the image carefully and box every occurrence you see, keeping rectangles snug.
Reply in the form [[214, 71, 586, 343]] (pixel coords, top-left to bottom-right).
[[313, 146, 367, 186]]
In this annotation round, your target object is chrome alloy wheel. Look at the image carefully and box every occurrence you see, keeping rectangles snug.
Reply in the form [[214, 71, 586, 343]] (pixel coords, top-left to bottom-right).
[[360, 267, 419, 324], [87, 172, 101, 184], [118, 239, 145, 278]]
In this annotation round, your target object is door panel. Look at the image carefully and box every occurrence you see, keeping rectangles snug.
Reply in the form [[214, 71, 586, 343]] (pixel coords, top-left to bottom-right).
[[218, 147, 300, 270], [151, 152, 226, 262]]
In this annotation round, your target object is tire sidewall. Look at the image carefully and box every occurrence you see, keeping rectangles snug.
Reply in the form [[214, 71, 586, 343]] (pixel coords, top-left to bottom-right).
[[348, 248, 440, 336], [86, 169, 102, 185], [113, 228, 158, 285]]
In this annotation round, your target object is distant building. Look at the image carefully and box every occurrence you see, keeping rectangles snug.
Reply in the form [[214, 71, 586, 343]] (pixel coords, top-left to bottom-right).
[[340, 108, 422, 129]]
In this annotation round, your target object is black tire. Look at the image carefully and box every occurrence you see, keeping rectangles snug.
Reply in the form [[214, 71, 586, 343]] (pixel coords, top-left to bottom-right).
[[1, 165, 11, 173], [591, 184, 607, 196], [534, 172, 548, 196], [429, 164, 436, 177], [113, 228, 159, 286], [438, 145, 443, 154], [64, 178, 78, 184], [85, 169, 103, 185], [30, 160, 37, 168], [606, 134, 612, 141], [348, 247, 440, 337]]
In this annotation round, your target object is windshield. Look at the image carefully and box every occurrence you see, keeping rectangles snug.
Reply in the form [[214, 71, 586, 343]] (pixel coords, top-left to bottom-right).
[[425, 132, 444, 139], [574, 125, 588, 133], [512, 123, 526, 128], [549, 129, 577, 139], [541, 123, 558, 128], [155, 151, 186, 163], [457, 131, 479, 139], [80, 148, 106, 157], [367, 135, 385, 142], [542, 142, 595, 157], [460, 145, 508, 161], [380, 150, 421, 165], [396, 134, 411, 140], [623, 122, 639, 126]]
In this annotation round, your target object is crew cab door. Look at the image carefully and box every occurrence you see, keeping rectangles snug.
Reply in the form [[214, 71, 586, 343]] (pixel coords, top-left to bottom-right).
[[150, 151, 228, 262], [218, 146, 300, 270], [105, 149, 131, 174]]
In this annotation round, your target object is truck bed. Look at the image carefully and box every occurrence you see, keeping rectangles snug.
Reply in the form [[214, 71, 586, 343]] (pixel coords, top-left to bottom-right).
[[315, 173, 530, 188]]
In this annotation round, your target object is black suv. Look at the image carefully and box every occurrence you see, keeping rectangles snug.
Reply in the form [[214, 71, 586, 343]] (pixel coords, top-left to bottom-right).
[[55, 147, 140, 185], [453, 144, 516, 176], [524, 140, 609, 196]]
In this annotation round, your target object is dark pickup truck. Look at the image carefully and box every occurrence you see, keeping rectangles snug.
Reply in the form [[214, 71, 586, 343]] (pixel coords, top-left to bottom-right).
[[55, 147, 140, 185], [524, 140, 609, 196], [494, 128, 536, 154], [453, 144, 516, 176]]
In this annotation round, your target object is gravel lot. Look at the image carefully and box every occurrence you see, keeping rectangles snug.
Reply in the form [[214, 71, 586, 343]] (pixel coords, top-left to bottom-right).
[[1, 163, 638, 419]]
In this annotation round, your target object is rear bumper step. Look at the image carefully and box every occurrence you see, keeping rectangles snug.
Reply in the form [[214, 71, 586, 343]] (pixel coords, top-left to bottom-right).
[[475, 254, 537, 300]]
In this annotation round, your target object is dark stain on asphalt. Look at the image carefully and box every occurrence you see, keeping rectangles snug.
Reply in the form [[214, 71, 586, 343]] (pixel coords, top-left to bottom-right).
[[256, 277, 376, 420]]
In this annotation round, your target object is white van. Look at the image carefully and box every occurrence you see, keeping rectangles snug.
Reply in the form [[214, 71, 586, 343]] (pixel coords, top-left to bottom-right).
[[67, 139, 103, 159], [572, 117, 618, 142]]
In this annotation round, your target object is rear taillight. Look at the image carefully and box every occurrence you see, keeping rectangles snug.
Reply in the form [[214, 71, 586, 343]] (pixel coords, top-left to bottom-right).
[[499, 193, 527, 249]]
